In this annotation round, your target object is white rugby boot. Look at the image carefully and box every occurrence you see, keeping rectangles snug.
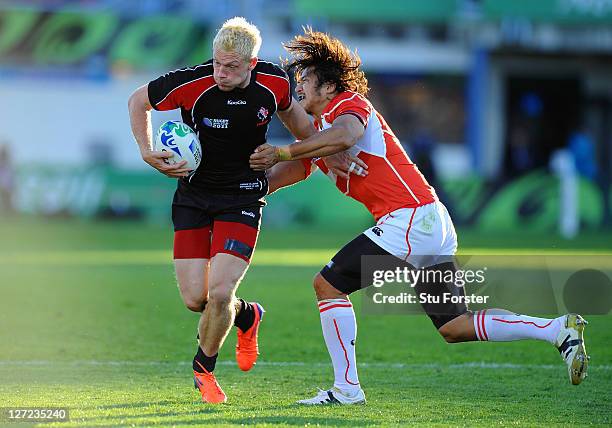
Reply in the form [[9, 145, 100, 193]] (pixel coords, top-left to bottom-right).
[[555, 314, 589, 385], [297, 387, 366, 405]]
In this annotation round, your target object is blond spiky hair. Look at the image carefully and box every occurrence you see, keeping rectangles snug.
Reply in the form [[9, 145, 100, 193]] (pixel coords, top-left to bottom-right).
[[213, 17, 262, 60]]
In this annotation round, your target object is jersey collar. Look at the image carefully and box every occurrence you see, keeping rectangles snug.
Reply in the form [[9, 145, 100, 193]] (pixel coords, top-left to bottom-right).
[[320, 91, 350, 118]]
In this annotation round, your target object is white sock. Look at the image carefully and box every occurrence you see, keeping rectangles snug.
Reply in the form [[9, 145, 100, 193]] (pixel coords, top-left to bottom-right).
[[474, 309, 562, 344], [318, 298, 360, 392]]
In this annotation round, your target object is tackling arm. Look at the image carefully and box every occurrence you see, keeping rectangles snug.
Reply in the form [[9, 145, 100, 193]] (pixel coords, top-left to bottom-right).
[[266, 160, 313, 194], [285, 114, 365, 159], [249, 114, 365, 170], [276, 97, 318, 140]]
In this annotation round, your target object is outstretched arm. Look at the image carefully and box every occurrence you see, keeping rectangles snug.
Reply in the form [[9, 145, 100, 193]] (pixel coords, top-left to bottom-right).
[[249, 114, 365, 170], [266, 154, 368, 194], [266, 160, 312, 194], [276, 97, 317, 140]]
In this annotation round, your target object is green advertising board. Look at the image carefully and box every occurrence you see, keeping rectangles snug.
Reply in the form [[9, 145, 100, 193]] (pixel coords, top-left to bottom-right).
[[0, 9, 211, 69], [10, 167, 608, 233]]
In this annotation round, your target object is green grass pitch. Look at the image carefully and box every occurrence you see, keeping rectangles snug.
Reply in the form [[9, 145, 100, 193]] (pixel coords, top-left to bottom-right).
[[1, 219, 611, 426]]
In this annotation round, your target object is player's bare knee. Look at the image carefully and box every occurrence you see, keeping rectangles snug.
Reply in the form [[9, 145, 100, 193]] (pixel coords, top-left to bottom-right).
[[438, 313, 472, 343], [312, 273, 327, 299], [313, 273, 344, 300], [183, 295, 207, 312], [438, 317, 469, 343], [438, 324, 461, 343], [176, 278, 206, 312], [208, 286, 234, 308]]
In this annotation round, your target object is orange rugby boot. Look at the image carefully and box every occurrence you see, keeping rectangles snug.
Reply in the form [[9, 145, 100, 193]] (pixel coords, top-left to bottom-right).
[[193, 363, 227, 404], [236, 302, 265, 371]]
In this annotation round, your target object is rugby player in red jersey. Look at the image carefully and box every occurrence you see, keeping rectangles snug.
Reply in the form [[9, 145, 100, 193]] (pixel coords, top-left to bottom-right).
[[251, 29, 589, 405]]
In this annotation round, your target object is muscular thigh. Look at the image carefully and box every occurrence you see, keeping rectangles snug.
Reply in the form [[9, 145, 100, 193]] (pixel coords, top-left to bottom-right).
[[207, 253, 249, 300], [173, 225, 212, 309], [210, 203, 262, 263], [172, 191, 262, 301], [175, 258, 210, 305], [205, 203, 262, 298]]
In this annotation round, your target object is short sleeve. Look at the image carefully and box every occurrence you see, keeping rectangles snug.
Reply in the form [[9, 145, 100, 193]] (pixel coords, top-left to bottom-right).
[[255, 63, 292, 111], [325, 93, 372, 127], [148, 70, 183, 111], [147, 62, 215, 111], [277, 69, 292, 111]]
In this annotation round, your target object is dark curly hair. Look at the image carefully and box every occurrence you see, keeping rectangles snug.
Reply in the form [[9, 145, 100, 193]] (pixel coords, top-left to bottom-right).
[[283, 28, 369, 96]]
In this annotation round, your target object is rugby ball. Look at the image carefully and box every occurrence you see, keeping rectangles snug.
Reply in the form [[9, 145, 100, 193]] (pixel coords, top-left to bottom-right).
[[154, 121, 202, 171]]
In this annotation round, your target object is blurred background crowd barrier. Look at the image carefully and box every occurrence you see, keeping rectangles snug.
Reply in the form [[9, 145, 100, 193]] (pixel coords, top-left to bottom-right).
[[0, 0, 611, 235]]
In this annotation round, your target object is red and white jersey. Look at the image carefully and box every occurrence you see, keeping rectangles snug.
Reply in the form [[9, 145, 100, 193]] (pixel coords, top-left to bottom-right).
[[302, 91, 437, 220]]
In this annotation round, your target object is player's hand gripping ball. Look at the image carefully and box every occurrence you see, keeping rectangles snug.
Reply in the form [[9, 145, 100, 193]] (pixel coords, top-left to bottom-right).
[[154, 121, 202, 171]]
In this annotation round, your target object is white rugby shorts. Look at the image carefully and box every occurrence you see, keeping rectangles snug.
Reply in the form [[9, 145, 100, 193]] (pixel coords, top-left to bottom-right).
[[362, 201, 457, 269]]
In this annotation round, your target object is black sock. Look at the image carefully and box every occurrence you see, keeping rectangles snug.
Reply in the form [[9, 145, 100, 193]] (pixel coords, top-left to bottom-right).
[[234, 299, 256, 333], [193, 346, 217, 373]]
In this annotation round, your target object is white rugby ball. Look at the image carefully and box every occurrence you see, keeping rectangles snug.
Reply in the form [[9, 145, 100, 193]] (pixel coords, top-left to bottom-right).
[[154, 121, 202, 171]]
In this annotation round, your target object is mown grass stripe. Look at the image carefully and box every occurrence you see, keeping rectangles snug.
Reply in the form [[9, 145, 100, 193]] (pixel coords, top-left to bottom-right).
[[0, 360, 610, 371], [0, 249, 609, 268]]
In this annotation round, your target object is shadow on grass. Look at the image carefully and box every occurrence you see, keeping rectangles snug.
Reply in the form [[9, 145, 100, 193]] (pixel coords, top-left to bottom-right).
[[69, 415, 372, 427], [220, 416, 376, 426], [68, 399, 378, 427], [91, 400, 181, 410]]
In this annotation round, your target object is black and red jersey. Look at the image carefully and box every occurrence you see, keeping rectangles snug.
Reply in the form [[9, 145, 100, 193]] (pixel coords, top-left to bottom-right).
[[148, 59, 291, 194]]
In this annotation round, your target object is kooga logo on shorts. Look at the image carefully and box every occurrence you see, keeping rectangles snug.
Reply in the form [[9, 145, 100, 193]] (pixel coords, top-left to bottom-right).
[[203, 117, 229, 128]]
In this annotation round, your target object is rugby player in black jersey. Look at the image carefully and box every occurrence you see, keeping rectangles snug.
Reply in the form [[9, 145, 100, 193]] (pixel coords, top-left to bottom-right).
[[128, 17, 366, 404]]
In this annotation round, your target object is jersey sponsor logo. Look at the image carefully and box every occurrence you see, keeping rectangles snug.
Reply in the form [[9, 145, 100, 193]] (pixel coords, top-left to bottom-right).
[[227, 99, 247, 105], [241, 210, 256, 218], [203, 117, 229, 128], [371, 226, 384, 236]]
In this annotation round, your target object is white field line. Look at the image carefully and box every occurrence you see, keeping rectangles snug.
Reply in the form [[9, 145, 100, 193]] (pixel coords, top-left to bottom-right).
[[0, 360, 610, 371]]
